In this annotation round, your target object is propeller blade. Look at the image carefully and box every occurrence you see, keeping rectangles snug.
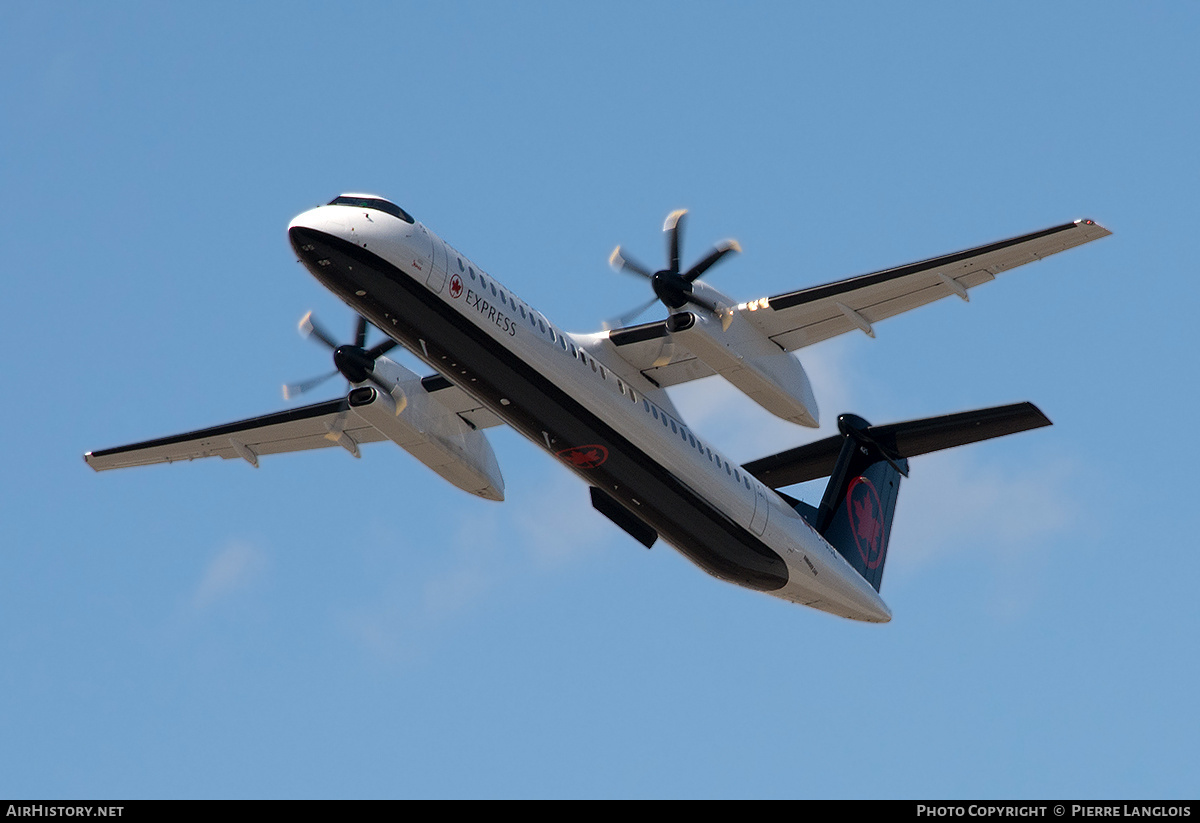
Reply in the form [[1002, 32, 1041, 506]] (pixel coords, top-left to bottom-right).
[[683, 239, 741, 283], [609, 211, 738, 329], [602, 295, 661, 331], [609, 246, 654, 279], [299, 311, 340, 350], [685, 290, 723, 315], [664, 209, 687, 275], [282, 369, 339, 400], [290, 312, 400, 403], [366, 338, 399, 359], [321, 409, 354, 444]]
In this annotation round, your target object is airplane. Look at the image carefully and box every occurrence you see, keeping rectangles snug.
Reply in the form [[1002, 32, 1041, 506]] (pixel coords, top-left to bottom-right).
[[85, 194, 1110, 622]]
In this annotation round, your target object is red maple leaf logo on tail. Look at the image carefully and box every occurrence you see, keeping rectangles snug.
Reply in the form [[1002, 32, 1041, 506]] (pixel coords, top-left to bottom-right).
[[847, 477, 885, 569]]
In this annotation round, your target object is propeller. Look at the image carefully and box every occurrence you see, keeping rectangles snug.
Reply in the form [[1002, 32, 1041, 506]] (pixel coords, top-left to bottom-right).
[[283, 311, 400, 400], [607, 209, 741, 327]]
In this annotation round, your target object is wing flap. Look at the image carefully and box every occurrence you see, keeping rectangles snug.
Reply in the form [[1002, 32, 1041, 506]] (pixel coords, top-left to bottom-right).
[[84, 398, 386, 471]]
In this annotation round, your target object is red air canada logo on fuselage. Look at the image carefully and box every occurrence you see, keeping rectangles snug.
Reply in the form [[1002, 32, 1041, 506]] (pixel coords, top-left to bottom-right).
[[846, 476, 884, 570], [448, 274, 464, 299], [557, 444, 609, 469]]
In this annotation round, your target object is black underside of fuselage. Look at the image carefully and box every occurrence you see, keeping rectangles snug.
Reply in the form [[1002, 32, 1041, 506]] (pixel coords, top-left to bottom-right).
[[288, 227, 789, 592]]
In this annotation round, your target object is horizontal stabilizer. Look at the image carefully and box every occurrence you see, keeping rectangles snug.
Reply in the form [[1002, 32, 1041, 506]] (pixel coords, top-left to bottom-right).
[[743, 402, 1051, 489]]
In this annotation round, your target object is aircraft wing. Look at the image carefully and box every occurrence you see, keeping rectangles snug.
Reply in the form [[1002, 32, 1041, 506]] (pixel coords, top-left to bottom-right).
[[607, 220, 1110, 387], [740, 219, 1110, 351], [84, 398, 387, 471]]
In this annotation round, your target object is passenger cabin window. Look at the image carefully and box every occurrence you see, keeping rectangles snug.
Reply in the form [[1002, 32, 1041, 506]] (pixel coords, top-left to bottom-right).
[[327, 195, 414, 224]]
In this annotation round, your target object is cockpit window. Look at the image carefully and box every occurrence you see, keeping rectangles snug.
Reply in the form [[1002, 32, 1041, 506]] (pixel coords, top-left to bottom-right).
[[327, 195, 414, 224]]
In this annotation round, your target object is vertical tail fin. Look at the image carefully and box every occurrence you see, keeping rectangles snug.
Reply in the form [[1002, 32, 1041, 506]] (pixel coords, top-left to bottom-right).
[[743, 403, 1054, 594], [813, 414, 907, 592]]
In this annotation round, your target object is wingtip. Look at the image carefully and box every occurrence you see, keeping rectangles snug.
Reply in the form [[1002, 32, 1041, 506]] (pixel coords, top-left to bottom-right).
[[1074, 218, 1112, 237]]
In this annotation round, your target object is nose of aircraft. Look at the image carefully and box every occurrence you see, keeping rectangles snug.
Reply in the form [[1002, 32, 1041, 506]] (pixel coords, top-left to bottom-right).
[[288, 205, 347, 244], [286, 205, 363, 299]]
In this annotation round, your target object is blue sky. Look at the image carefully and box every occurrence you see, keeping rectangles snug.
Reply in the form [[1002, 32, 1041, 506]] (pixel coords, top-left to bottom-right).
[[2, 3, 1197, 799]]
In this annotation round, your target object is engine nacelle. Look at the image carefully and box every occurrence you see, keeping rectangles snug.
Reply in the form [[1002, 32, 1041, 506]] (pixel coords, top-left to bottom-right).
[[667, 311, 819, 428], [347, 366, 504, 501]]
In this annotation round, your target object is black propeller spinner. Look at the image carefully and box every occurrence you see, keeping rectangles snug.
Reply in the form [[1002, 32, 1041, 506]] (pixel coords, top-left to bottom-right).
[[608, 209, 741, 327], [282, 312, 399, 400]]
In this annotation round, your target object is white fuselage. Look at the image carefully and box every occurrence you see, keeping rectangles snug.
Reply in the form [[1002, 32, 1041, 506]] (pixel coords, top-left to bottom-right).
[[288, 203, 891, 622]]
